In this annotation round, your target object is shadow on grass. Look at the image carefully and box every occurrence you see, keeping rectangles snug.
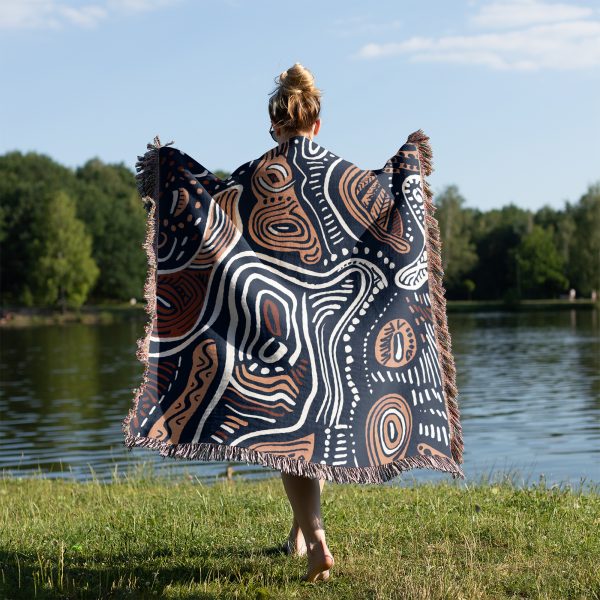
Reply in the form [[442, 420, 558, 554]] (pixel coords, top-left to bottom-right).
[[0, 542, 293, 600]]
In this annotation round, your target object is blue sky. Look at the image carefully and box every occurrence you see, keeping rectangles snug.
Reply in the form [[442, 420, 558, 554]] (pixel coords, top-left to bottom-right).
[[1, 0, 598, 212]]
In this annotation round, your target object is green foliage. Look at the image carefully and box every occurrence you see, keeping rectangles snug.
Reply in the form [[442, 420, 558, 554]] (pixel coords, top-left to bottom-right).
[[567, 183, 600, 296], [214, 169, 231, 180], [513, 224, 569, 298], [434, 186, 599, 301], [75, 158, 147, 301], [0, 151, 83, 303], [0, 148, 598, 306], [462, 278, 476, 300], [434, 185, 479, 291], [33, 191, 99, 308], [469, 203, 532, 300], [0, 152, 148, 305]]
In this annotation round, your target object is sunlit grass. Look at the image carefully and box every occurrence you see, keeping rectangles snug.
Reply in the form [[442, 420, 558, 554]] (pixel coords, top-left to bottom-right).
[[1, 465, 599, 599]]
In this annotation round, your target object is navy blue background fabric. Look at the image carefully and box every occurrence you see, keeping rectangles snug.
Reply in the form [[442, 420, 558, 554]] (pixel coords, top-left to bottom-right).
[[122, 131, 464, 483]]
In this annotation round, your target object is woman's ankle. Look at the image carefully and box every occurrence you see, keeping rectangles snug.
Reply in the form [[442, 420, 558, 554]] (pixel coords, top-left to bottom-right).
[[305, 531, 328, 552]]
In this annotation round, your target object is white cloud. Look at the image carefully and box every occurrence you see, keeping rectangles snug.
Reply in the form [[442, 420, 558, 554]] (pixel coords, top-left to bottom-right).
[[0, 0, 181, 30], [59, 4, 107, 27], [0, 0, 107, 29], [106, 0, 181, 14], [354, 0, 600, 71], [470, 0, 594, 29]]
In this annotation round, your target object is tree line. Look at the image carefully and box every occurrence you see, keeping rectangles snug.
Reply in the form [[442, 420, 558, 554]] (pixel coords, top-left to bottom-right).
[[434, 184, 599, 301], [0, 150, 598, 308]]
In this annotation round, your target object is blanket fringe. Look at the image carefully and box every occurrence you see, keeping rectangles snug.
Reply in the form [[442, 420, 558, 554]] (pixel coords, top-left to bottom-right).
[[123, 433, 464, 484], [134, 135, 175, 201], [121, 135, 174, 446], [121, 132, 465, 485], [406, 129, 464, 467]]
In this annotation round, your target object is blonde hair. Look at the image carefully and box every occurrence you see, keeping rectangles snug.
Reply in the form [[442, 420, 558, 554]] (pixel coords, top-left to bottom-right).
[[268, 62, 321, 135]]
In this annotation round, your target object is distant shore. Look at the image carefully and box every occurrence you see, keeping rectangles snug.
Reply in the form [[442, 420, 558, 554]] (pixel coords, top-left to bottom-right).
[[0, 298, 598, 327], [445, 298, 599, 312], [0, 303, 146, 327]]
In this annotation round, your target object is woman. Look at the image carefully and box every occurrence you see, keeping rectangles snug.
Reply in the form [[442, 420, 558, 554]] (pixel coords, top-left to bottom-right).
[[267, 62, 333, 583], [124, 60, 464, 587]]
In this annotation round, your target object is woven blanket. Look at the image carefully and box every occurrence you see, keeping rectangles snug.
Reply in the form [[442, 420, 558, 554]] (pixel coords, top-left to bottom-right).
[[122, 130, 464, 484]]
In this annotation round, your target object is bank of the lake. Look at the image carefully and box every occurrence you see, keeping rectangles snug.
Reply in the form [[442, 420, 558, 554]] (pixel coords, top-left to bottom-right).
[[1, 298, 598, 328], [1, 475, 598, 599], [0, 303, 146, 327]]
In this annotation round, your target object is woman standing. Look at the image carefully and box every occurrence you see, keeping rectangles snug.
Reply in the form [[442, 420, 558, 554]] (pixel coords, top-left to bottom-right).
[[268, 62, 334, 583], [124, 61, 464, 586]]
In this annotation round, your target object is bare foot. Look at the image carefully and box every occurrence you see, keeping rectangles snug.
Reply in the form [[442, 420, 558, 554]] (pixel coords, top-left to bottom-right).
[[314, 568, 331, 582], [301, 540, 334, 583], [283, 524, 306, 557]]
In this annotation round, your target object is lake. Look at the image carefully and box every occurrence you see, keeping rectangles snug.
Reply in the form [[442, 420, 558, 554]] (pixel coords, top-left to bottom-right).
[[1, 308, 598, 489]]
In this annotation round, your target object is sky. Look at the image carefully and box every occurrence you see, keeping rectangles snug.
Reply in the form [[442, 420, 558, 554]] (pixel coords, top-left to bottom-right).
[[0, 0, 599, 212]]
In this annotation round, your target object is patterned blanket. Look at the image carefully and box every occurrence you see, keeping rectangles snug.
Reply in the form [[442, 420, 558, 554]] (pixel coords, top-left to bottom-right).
[[122, 130, 465, 483]]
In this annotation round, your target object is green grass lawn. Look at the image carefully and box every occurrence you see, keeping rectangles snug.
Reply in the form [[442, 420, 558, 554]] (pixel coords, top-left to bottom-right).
[[1, 470, 599, 599]]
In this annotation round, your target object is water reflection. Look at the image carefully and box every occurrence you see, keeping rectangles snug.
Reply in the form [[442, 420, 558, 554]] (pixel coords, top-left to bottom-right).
[[0, 308, 598, 488]]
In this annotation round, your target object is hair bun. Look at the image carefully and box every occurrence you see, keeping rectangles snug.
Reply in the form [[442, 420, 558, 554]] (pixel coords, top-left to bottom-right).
[[268, 62, 322, 135], [280, 63, 315, 95]]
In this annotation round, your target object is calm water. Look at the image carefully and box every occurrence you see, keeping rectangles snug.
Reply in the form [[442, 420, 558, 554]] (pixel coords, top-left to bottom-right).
[[1, 309, 598, 488]]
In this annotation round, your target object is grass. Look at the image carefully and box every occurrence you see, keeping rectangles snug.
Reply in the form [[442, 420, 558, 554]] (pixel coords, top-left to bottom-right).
[[1, 467, 599, 600]]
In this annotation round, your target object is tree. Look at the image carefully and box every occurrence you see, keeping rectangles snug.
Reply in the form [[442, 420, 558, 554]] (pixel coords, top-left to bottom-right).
[[512, 224, 568, 298], [75, 158, 147, 301], [1, 146, 595, 306], [469, 203, 532, 300], [568, 184, 600, 296], [535, 203, 576, 280], [33, 191, 99, 309], [0, 151, 81, 303], [433, 185, 478, 298], [462, 278, 475, 300]]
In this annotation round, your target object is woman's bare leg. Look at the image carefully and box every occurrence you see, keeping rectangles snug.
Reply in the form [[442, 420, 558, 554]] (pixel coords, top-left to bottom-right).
[[280, 472, 334, 581], [283, 477, 325, 556]]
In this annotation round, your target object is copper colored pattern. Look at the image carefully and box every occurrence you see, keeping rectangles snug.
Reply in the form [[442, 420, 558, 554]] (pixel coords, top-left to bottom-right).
[[122, 130, 464, 484]]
